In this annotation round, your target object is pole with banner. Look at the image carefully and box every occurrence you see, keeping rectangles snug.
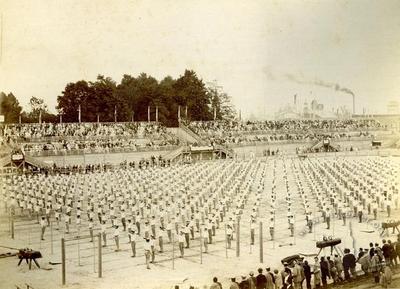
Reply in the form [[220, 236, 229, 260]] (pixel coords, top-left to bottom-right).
[[178, 105, 181, 122], [78, 105, 81, 123], [148, 106, 150, 122], [114, 105, 117, 122]]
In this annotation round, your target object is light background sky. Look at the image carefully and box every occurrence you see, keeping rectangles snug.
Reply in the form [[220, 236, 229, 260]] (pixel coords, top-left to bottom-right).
[[1, 0, 399, 118]]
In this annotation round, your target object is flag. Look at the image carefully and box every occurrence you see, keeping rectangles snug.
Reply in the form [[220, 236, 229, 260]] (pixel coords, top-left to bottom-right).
[[78, 104, 81, 123]]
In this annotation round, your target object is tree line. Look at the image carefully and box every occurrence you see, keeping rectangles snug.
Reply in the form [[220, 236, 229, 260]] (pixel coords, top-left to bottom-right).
[[0, 70, 235, 127]]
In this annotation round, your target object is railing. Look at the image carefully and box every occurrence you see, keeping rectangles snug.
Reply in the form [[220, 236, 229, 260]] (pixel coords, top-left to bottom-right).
[[11, 134, 170, 144], [191, 126, 388, 137], [24, 145, 179, 157], [163, 146, 187, 161], [24, 155, 52, 168], [213, 144, 234, 158], [225, 136, 376, 148], [178, 122, 206, 144]]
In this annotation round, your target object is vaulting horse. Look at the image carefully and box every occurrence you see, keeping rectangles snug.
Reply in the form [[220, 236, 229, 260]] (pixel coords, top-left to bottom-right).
[[17, 249, 42, 270]]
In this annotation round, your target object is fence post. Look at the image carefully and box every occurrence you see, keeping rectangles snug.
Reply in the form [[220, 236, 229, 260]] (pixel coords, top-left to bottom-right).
[[98, 233, 102, 278], [236, 218, 240, 257], [77, 227, 81, 266], [172, 233, 175, 270], [61, 238, 66, 285], [11, 215, 14, 239], [200, 229, 203, 264], [259, 222, 263, 263], [50, 220, 54, 255], [225, 224, 228, 258]]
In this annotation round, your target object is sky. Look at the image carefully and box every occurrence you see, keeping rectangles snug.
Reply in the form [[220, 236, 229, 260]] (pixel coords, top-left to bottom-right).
[[1, 0, 400, 118]]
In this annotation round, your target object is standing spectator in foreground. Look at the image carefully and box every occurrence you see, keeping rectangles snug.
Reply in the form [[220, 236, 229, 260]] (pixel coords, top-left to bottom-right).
[[388, 240, 397, 267], [273, 269, 282, 289], [382, 239, 392, 267], [333, 254, 344, 281], [256, 268, 267, 289], [327, 256, 338, 283], [230, 277, 240, 289], [370, 250, 382, 284], [292, 260, 303, 289], [313, 257, 322, 288], [282, 267, 293, 289], [358, 249, 371, 275], [303, 260, 312, 289], [210, 277, 222, 289], [342, 248, 356, 280], [239, 275, 250, 289], [380, 263, 392, 288], [320, 257, 330, 287], [248, 271, 256, 289], [265, 267, 275, 289]]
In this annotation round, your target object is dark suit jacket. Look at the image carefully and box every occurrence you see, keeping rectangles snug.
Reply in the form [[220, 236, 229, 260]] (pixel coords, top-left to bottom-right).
[[343, 253, 356, 270], [256, 274, 267, 289]]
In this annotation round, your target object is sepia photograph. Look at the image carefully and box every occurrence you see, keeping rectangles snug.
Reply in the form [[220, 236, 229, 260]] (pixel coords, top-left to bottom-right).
[[0, 0, 400, 288]]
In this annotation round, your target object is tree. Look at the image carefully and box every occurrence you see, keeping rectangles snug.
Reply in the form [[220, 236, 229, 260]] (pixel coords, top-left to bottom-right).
[[173, 70, 211, 122], [27, 96, 56, 123], [57, 80, 94, 122], [157, 76, 177, 126], [90, 75, 118, 122], [0, 92, 23, 123], [28, 96, 47, 122], [56, 70, 235, 125]]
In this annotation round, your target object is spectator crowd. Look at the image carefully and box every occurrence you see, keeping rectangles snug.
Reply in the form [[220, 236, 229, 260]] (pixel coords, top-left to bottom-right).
[[0, 122, 180, 155], [188, 119, 383, 147], [206, 235, 399, 289]]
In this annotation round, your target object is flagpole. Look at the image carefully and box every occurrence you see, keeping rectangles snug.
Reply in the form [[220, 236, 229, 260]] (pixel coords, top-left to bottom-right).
[[156, 106, 159, 123]]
